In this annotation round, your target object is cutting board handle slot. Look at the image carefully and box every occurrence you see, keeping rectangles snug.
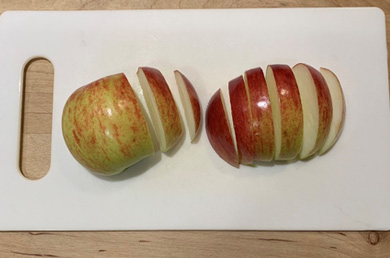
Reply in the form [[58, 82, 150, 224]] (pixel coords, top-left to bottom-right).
[[19, 58, 54, 180]]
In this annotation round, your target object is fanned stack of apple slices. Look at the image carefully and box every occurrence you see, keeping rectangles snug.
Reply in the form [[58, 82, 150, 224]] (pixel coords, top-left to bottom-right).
[[205, 64, 345, 167], [137, 67, 184, 153], [137, 67, 202, 151], [62, 67, 202, 176]]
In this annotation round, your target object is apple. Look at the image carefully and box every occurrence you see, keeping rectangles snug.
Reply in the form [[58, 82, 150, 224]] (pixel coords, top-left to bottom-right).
[[229, 75, 254, 164], [62, 73, 155, 176], [318, 68, 346, 155], [206, 89, 239, 168], [292, 63, 333, 159], [206, 64, 344, 166], [265, 64, 303, 160], [174, 70, 201, 142], [244, 68, 275, 162], [137, 67, 183, 152]]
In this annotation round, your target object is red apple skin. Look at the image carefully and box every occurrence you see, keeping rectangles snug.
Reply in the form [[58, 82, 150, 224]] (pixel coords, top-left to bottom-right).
[[174, 70, 201, 140], [140, 67, 183, 152], [62, 73, 154, 175], [229, 75, 254, 165], [304, 64, 333, 155], [269, 64, 303, 160], [245, 68, 275, 162], [206, 89, 239, 168]]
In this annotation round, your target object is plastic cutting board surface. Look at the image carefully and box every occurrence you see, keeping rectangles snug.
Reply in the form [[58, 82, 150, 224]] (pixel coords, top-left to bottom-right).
[[0, 8, 389, 230]]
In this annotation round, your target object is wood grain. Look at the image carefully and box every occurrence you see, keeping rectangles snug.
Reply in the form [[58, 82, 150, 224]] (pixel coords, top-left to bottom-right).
[[2, 0, 390, 257], [0, 231, 390, 258], [20, 59, 54, 180]]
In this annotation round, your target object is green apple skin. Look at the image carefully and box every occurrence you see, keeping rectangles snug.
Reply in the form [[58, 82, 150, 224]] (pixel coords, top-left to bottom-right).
[[62, 73, 154, 176]]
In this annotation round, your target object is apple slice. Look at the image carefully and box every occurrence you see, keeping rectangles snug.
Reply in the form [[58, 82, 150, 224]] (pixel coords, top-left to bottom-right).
[[229, 75, 254, 165], [244, 68, 275, 162], [265, 64, 303, 160], [318, 68, 346, 155], [205, 89, 239, 168], [174, 70, 201, 142], [137, 67, 183, 152], [292, 63, 333, 159]]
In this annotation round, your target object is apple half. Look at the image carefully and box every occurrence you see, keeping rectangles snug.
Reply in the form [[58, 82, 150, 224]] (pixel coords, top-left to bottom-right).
[[62, 73, 155, 176], [206, 89, 239, 168], [244, 68, 275, 162], [229, 75, 254, 165], [266, 64, 303, 160], [318, 68, 346, 155], [174, 70, 201, 142], [137, 67, 183, 153], [292, 63, 333, 159]]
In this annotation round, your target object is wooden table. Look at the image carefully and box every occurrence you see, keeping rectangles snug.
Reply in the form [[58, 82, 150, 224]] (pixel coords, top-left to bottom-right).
[[1, 0, 390, 257]]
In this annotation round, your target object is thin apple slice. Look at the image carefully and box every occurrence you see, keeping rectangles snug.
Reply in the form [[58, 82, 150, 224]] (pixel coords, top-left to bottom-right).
[[244, 68, 275, 162], [318, 68, 346, 155], [292, 63, 333, 159], [229, 75, 254, 165], [266, 64, 303, 160], [206, 89, 239, 168], [137, 67, 183, 152], [174, 70, 201, 142]]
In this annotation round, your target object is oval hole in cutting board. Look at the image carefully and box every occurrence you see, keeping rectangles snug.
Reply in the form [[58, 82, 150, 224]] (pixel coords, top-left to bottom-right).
[[20, 58, 54, 180]]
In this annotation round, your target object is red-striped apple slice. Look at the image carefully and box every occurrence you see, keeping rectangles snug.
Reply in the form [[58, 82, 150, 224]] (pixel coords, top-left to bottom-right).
[[229, 76, 254, 165], [174, 70, 201, 142], [206, 89, 239, 168], [292, 63, 333, 159], [266, 65, 303, 160], [244, 68, 275, 161], [137, 67, 183, 152], [318, 68, 346, 155]]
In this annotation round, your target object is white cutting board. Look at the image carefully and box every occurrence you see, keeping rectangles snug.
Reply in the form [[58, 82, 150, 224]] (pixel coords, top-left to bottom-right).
[[0, 8, 389, 231]]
